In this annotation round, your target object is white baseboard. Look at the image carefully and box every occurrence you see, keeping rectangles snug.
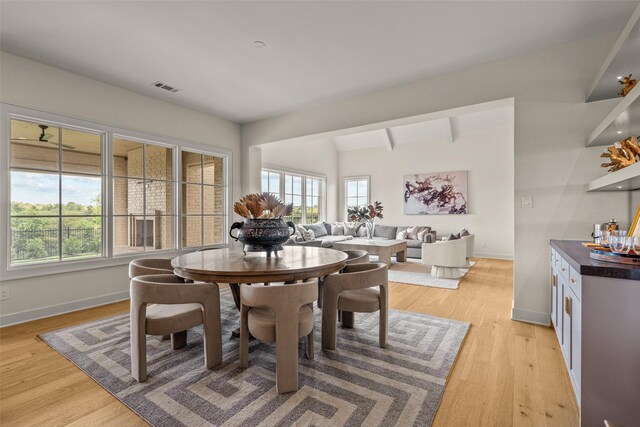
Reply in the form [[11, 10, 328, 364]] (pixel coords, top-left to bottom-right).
[[511, 307, 550, 326], [474, 252, 513, 260], [0, 291, 129, 327]]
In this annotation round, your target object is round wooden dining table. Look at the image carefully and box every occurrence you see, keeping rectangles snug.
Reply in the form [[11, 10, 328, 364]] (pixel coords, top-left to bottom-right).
[[171, 246, 348, 310]]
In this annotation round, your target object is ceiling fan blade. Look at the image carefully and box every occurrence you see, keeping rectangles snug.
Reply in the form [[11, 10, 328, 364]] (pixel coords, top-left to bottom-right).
[[43, 140, 75, 150], [11, 138, 42, 142], [11, 138, 75, 149]]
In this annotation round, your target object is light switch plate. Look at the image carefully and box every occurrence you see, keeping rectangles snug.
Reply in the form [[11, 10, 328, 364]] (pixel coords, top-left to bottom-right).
[[521, 196, 533, 209]]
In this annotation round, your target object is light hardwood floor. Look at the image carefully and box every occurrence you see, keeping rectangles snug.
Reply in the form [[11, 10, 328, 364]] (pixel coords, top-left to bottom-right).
[[0, 258, 578, 426]]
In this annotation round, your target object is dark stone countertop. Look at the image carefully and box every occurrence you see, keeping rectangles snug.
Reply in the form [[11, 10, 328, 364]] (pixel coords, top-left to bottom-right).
[[550, 240, 640, 281]]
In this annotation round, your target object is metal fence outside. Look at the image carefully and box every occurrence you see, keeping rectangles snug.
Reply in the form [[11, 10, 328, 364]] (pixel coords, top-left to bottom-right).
[[11, 227, 101, 260]]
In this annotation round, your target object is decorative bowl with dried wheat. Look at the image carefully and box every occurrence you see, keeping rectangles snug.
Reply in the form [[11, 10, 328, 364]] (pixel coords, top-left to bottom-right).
[[229, 193, 295, 256]]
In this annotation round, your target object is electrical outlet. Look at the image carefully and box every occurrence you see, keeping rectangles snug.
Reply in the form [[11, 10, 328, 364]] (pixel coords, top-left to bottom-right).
[[0, 287, 8, 301], [482, 242, 487, 248]]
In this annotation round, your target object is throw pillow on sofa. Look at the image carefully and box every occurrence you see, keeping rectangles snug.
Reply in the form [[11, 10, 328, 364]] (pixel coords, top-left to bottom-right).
[[334, 221, 359, 237], [331, 225, 345, 236], [396, 228, 408, 239], [417, 228, 432, 242], [296, 225, 315, 241], [444, 233, 461, 241], [406, 226, 426, 240], [460, 228, 470, 237], [304, 223, 328, 238]]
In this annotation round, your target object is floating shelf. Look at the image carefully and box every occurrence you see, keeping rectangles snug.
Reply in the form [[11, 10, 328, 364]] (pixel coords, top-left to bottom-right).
[[586, 3, 640, 102], [586, 82, 640, 147], [586, 162, 640, 192]]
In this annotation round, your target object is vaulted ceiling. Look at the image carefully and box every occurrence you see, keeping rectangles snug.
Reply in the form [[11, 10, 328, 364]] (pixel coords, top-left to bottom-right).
[[1, 1, 636, 123], [332, 104, 513, 152]]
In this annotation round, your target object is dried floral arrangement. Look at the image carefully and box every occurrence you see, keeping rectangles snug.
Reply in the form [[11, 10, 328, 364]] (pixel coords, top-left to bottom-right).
[[233, 193, 293, 219], [618, 74, 637, 97], [347, 201, 384, 223], [601, 136, 640, 172]]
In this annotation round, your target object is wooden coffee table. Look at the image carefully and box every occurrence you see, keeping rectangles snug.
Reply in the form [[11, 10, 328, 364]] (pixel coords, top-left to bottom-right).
[[332, 239, 407, 267]]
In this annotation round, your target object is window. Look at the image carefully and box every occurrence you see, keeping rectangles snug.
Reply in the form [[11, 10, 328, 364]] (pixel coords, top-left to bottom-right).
[[305, 177, 321, 223], [261, 170, 280, 196], [181, 151, 227, 248], [284, 173, 303, 223], [261, 168, 324, 224], [112, 137, 175, 254], [9, 119, 103, 265], [2, 104, 232, 279], [344, 176, 369, 217]]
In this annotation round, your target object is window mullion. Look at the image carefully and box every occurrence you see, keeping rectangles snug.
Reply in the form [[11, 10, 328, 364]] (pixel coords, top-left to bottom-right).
[[142, 144, 147, 252], [301, 176, 306, 224], [58, 126, 63, 261], [201, 156, 204, 247], [104, 132, 112, 258]]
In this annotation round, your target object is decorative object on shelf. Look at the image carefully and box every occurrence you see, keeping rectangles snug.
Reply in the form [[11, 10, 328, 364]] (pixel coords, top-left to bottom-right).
[[403, 171, 468, 215], [347, 201, 384, 240], [230, 193, 295, 256], [600, 136, 640, 172], [618, 74, 637, 97]]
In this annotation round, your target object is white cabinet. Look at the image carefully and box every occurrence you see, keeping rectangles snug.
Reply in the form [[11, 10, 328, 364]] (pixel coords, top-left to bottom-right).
[[561, 278, 572, 367], [550, 241, 640, 426], [550, 248, 581, 404], [569, 288, 581, 400], [550, 249, 559, 330], [551, 270, 558, 329]]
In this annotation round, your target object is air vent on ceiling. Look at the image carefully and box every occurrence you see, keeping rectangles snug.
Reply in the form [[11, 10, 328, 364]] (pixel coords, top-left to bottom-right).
[[151, 81, 182, 93]]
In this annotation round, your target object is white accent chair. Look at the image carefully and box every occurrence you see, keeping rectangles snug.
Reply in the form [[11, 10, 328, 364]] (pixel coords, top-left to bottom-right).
[[461, 234, 475, 266], [421, 238, 467, 279]]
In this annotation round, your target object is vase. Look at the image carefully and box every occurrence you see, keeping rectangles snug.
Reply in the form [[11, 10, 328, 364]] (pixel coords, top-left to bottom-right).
[[229, 218, 295, 257], [364, 220, 375, 240]]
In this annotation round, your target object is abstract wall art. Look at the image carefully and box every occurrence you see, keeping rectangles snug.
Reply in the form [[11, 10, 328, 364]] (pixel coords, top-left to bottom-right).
[[403, 171, 468, 215]]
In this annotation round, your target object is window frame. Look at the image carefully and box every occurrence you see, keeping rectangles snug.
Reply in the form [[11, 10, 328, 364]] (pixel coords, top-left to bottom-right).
[[261, 165, 326, 224], [343, 175, 370, 219], [110, 133, 179, 257], [179, 147, 229, 249], [8, 117, 106, 266], [0, 103, 232, 280]]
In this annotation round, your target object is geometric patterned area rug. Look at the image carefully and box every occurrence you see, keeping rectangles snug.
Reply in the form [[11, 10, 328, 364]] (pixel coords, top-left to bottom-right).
[[386, 259, 476, 290], [41, 288, 470, 427]]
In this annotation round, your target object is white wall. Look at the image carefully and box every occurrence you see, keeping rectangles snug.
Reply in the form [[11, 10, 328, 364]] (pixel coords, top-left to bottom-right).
[[241, 32, 631, 325], [261, 139, 339, 222], [338, 124, 515, 258], [0, 52, 242, 325]]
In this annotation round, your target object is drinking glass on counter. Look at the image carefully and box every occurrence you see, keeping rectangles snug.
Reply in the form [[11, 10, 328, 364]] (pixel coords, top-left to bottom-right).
[[632, 236, 640, 254], [610, 230, 630, 254]]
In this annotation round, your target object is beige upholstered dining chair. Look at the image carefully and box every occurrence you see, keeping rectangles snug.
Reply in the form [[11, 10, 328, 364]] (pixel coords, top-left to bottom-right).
[[129, 258, 174, 278], [321, 262, 388, 350], [318, 249, 369, 308], [239, 279, 317, 394], [130, 274, 222, 382], [343, 250, 370, 266]]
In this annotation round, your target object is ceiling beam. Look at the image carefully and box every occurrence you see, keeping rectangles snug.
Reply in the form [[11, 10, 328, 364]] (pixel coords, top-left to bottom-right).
[[384, 128, 395, 151], [443, 116, 456, 144]]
